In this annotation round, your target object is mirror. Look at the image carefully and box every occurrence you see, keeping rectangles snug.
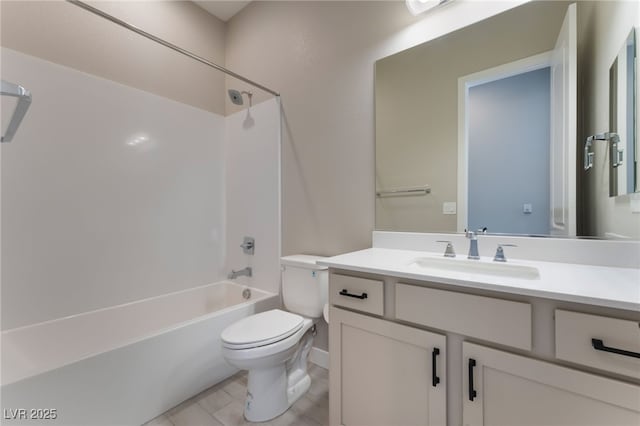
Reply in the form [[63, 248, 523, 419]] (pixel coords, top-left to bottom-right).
[[609, 28, 638, 197], [375, 0, 640, 239]]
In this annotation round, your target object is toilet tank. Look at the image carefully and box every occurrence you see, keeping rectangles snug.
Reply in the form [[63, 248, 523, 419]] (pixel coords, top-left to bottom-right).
[[281, 255, 328, 318]]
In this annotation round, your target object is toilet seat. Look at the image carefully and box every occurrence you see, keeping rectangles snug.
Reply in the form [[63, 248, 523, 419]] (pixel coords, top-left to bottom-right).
[[221, 309, 304, 350]]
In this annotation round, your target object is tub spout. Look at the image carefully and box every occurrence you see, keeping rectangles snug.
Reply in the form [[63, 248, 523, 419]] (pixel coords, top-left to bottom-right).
[[228, 267, 252, 279]]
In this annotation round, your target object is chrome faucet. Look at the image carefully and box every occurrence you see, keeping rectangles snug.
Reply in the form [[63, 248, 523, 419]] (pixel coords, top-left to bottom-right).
[[494, 244, 517, 262], [437, 240, 456, 257], [228, 267, 252, 279], [465, 230, 480, 259], [240, 237, 255, 255]]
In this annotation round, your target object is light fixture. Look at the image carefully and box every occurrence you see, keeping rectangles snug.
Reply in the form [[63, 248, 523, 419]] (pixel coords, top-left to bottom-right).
[[126, 134, 149, 147], [406, 0, 451, 16]]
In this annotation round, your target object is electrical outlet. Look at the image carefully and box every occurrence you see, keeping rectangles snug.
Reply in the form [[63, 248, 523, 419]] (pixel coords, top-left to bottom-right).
[[523, 203, 533, 214], [443, 202, 457, 215]]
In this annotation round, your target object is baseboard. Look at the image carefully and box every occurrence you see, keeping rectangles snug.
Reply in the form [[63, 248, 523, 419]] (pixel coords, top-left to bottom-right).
[[309, 347, 329, 370]]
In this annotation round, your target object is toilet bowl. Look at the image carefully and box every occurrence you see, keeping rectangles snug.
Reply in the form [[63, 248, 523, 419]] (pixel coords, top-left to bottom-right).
[[221, 255, 328, 422]]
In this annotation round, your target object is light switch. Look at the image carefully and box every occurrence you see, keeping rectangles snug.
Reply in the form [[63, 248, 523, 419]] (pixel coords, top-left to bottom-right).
[[523, 203, 533, 214], [443, 202, 457, 215]]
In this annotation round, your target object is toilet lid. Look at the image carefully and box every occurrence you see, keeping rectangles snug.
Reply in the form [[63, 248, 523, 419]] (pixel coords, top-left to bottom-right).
[[221, 309, 304, 349]]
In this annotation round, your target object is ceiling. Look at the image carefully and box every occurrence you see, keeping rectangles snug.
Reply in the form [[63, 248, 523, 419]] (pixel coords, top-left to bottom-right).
[[193, 1, 251, 22]]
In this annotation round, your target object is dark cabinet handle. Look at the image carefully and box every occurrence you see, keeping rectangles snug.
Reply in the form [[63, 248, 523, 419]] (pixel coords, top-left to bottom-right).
[[468, 358, 477, 401], [339, 289, 368, 299], [592, 338, 640, 359], [432, 348, 440, 387]]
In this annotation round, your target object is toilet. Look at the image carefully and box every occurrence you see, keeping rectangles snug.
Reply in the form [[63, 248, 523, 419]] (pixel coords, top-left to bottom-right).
[[221, 255, 328, 422]]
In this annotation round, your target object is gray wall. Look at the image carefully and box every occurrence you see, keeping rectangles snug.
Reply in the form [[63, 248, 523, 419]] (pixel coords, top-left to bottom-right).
[[1, 1, 227, 114], [626, 41, 635, 192], [226, 0, 544, 256], [225, 0, 534, 351], [578, 0, 640, 239], [468, 68, 551, 235], [227, 1, 415, 257]]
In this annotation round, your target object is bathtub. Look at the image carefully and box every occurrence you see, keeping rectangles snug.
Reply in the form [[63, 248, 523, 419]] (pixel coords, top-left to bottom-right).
[[1, 281, 279, 425]]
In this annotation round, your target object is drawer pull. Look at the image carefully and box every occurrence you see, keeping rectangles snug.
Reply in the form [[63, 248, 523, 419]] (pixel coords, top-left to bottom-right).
[[591, 338, 640, 359], [432, 347, 440, 387], [339, 289, 368, 300], [468, 358, 477, 401]]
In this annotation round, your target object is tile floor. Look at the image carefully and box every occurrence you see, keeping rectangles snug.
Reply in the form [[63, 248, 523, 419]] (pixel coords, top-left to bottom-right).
[[143, 364, 328, 426]]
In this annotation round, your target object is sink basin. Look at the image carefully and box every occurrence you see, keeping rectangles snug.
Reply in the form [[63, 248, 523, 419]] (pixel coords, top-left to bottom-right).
[[410, 256, 540, 280]]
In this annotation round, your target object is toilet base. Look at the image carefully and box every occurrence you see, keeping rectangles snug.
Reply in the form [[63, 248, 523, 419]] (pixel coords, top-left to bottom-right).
[[244, 367, 312, 422], [286, 368, 311, 407], [244, 365, 289, 422], [243, 327, 315, 422]]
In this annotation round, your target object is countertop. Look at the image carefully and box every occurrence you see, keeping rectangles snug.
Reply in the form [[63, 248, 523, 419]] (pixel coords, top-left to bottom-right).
[[318, 248, 640, 312]]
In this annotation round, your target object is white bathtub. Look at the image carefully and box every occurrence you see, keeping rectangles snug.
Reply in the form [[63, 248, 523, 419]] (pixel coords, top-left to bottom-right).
[[1, 281, 279, 425]]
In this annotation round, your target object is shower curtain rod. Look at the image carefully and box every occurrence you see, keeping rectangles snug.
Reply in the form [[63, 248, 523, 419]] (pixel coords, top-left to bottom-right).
[[66, 0, 280, 97]]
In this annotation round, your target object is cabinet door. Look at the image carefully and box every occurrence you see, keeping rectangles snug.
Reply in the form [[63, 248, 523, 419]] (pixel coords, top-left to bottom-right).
[[329, 307, 446, 426], [463, 342, 640, 426]]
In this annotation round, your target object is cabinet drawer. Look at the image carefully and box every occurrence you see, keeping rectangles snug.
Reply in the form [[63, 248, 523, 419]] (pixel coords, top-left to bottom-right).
[[555, 310, 640, 379], [329, 274, 384, 316], [396, 283, 531, 350]]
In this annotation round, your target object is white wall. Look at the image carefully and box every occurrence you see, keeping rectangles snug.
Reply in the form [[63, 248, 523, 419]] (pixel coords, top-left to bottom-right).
[[579, 0, 640, 238], [224, 98, 281, 295], [1, 49, 227, 330]]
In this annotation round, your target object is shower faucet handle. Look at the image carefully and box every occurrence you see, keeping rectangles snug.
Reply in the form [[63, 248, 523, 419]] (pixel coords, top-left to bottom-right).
[[240, 237, 255, 255], [436, 240, 456, 258]]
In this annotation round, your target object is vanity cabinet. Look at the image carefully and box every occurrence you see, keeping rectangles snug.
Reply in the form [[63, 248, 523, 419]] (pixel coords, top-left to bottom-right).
[[463, 342, 640, 426], [329, 307, 446, 426], [555, 309, 640, 379], [328, 270, 640, 426]]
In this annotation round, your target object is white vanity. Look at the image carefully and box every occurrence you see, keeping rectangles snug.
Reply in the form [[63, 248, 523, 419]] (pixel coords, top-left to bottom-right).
[[321, 232, 640, 426], [354, 0, 640, 422]]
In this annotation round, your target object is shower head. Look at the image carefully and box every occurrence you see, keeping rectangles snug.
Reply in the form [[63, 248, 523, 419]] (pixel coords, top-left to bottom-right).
[[228, 89, 253, 107], [228, 89, 243, 105]]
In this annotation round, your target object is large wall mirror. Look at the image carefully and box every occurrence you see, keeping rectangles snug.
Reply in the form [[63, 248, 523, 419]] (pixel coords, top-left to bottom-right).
[[609, 28, 637, 197], [375, 0, 640, 239]]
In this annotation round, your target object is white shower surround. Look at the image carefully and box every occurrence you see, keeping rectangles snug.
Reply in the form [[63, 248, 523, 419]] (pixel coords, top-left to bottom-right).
[[1, 48, 282, 424], [1, 48, 281, 325], [1, 48, 228, 330], [225, 96, 282, 295]]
